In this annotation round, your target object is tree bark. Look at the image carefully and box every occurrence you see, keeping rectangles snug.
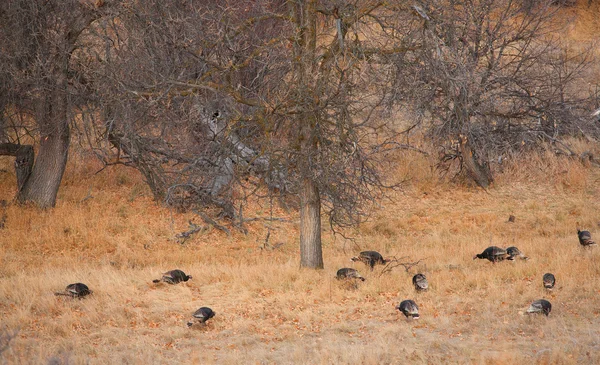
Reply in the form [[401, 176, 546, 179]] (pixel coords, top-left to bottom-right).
[[18, 87, 70, 207], [293, 0, 324, 269], [459, 134, 492, 188], [299, 176, 323, 269]]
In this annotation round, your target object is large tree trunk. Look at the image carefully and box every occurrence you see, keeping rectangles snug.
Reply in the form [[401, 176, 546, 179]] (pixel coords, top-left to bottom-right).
[[293, 0, 323, 269], [299, 176, 323, 269], [17, 80, 70, 208]]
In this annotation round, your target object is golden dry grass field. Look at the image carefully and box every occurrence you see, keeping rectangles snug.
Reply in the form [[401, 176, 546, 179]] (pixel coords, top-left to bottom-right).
[[1, 142, 599, 365]]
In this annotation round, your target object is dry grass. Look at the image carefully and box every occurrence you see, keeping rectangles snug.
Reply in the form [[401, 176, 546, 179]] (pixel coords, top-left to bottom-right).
[[1, 143, 600, 365]]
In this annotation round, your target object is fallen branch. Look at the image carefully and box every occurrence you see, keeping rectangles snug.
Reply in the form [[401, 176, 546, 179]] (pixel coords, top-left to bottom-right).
[[79, 187, 94, 203], [175, 220, 206, 244], [380, 256, 426, 276], [540, 132, 600, 167], [242, 216, 290, 223], [194, 210, 231, 236]]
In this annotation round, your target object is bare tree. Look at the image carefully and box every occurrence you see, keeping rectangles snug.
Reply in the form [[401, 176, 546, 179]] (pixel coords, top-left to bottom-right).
[[88, 0, 409, 268], [395, 0, 597, 186], [0, 0, 108, 207]]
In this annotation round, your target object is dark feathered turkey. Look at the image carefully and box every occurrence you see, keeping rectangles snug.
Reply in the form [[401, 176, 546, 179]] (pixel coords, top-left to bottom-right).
[[412, 273, 428, 291], [473, 246, 508, 263], [187, 307, 215, 327], [577, 229, 596, 247], [543, 273, 555, 290], [351, 251, 389, 270], [526, 299, 552, 316], [336, 268, 365, 281], [506, 246, 529, 261], [54, 283, 92, 298], [396, 300, 419, 319], [153, 269, 192, 284]]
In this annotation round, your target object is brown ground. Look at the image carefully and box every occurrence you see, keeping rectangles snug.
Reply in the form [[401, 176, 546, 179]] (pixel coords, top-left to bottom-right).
[[1, 143, 599, 364]]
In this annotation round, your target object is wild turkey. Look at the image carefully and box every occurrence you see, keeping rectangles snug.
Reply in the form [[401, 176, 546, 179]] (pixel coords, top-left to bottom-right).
[[473, 246, 508, 263], [153, 269, 192, 284], [336, 268, 365, 281], [396, 300, 420, 319], [187, 307, 215, 327], [526, 299, 552, 316], [577, 229, 596, 247], [351, 251, 389, 270], [412, 273, 428, 292], [54, 283, 92, 298], [543, 273, 555, 290], [506, 246, 529, 261]]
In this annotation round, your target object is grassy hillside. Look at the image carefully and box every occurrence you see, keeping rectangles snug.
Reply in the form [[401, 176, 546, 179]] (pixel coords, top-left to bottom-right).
[[1, 141, 599, 364]]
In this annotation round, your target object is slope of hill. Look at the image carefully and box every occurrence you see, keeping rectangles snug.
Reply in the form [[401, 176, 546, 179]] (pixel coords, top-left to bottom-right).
[[1, 140, 599, 363]]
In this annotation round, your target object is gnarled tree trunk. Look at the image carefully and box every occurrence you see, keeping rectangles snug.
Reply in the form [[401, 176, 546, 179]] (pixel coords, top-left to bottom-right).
[[459, 134, 493, 188], [17, 70, 70, 208]]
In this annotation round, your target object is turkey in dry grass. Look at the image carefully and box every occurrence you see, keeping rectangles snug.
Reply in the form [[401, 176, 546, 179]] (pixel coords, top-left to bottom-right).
[[473, 246, 508, 263], [412, 273, 428, 292], [351, 251, 389, 270], [187, 307, 215, 327], [336, 268, 365, 281], [506, 246, 528, 261], [526, 299, 552, 316], [396, 300, 419, 319], [577, 229, 596, 247], [55, 283, 92, 298], [153, 269, 192, 284], [543, 273, 555, 290]]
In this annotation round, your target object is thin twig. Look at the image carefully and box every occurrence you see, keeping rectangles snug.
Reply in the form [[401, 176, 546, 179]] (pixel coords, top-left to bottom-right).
[[380, 256, 426, 276]]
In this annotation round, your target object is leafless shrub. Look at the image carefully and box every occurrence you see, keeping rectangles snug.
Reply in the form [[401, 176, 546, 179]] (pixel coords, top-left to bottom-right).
[[394, 0, 599, 186]]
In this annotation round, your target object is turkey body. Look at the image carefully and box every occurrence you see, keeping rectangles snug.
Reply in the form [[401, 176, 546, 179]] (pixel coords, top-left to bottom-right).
[[153, 269, 192, 284], [336, 268, 365, 281], [543, 273, 555, 290], [412, 274, 429, 291], [526, 299, 552, 316], [577, 229, 596, 247], [187, 307, 215, 327], [351, 251, 389, 270], [397, 300, 420, 319], [473, 246, 508, 263], [55, 283, 92, 298]]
